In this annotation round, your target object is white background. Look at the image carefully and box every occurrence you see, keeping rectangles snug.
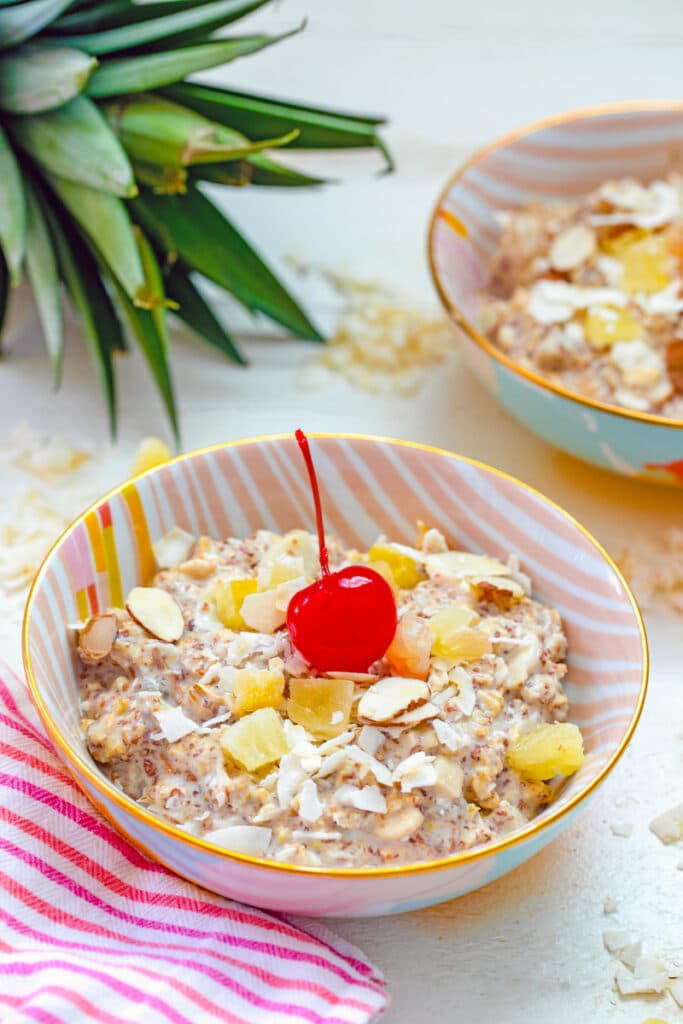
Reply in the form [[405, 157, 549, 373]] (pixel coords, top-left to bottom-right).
[[2, 1, 683, 1020]]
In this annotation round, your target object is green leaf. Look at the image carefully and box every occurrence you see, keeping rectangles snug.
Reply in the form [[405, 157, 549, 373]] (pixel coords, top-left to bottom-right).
[[0, 247, 9, 337], [111, 245, 179, 442], [193, 152, 327, 188], [0, 44, 96, 113], [161, 82, 391, 168], [9, 94, 136, 196], [38, 185, 118, 434], [131, 186, 322, 341], [49, 0, 136, 33], [0, 0, 76, 49], [87, 26, 300, 97], [50, 0, 272, 55], [24, 179, 62, 384], [102, 94, 297, 168], [0, 124, 26, 284], [164, 261, 246, 365], [46, 173, 144, 299]]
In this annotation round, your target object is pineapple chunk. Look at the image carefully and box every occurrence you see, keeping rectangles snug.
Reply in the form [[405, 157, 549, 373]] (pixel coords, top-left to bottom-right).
[[584, 307, 642, 350], [261, 559, 307, 590], [232, 668, 285, 717], [214, 578, 258, 631], [131, 436, 171, 476], [367, 559, 399, 595], [620, 235, 671, 294], [386, 611, 431, 679], [287, 677, 354, 738], [367, 543, 423, 589], [428, 604, 490, 662], [220, 708, 288, 772], [507, 722, 584, 781]]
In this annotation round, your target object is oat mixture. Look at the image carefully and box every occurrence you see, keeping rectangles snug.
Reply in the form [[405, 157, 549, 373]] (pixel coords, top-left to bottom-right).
[[77, 526, 583, 868], [479, 175, 683, 416]]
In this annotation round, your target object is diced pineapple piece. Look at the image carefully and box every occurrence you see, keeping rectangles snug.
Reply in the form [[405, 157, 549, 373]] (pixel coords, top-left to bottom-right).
[[214, 578, 258, 631], [599, 227, 648, 258], [367, 559, 399, 595], [367, 543, 423, 589], [262, 559, 307, 590], [286, 677, 355, 738], [620, 235, 671, 294], [386, 612, 431, 679], [584, 307, 642, 350], [131, 436, 171, 476], [220, 707, 288, 772], [428, 604, 488, 662], [507, 722, 584, 781], [261, 531, 318, 577], [232, 668, 285, 717]]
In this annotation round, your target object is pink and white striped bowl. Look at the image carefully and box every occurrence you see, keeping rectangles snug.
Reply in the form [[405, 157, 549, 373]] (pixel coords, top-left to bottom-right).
[[429, 102, 683, 484], [23, 435, 647, 917]]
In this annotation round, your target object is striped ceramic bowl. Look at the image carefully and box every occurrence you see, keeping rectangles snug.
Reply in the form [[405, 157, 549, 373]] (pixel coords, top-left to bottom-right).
[[429, 101, 683, 485], [23, 435, 647, 917]]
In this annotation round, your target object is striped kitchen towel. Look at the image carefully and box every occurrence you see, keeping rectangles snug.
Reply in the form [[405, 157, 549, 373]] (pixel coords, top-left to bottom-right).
[[0, 665, 388, 1023]]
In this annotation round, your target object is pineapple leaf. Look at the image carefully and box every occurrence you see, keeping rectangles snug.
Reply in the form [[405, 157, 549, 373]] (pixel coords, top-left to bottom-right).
[[37, 186, 118, 434], [193, 152, 328, 188], [0, 124, 26, 285], [102, 93, 297, 167], [131, 186, 322, 341], [46, 173, 144, 299], [0, 248, 8, 338], [24, 179, 63, 384], [162, 82, 392, 169], [50, 0, 272, 55], [163, 260, 246, 365], [0, 44, 96, 114], [9, 94, 136, 196], [87, 26, 301, 97], [110, 252, 180, 443], [49, 0, 137, 33], [0, 0, 76, 50]]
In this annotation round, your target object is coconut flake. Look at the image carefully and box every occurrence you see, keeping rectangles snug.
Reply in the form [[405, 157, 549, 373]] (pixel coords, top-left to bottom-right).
[[392, 751, 437, 792], [603, 930, 637, 955], [603, 897, 618, 915], [614, 963, 668, 996], [152, 527, 195, 569], [618, 941, 643, 970], [450, 667, 476, 717], [426, 551, 509, 578], [433, 718, 468, 751], [649, 804, 683, 844], [671, 978, 683, 1008], [317, 730, 354, 755], [346, 744, 392, 786], [152, 706, 198, 743], [635, 280, 683, 316], [505, 636, 540, 687], [298, 779, 324, 823], [610, 821, 634, 838], [277, 754, 308, 808], [334, 783, 387, 813], [205, 825, 272, 857], [357, 725, 384, 756], [316, 748, 349, 779]]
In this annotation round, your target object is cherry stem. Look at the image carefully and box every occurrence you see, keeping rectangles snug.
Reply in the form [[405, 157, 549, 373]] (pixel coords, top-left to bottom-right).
[[295, 429, 330, 577]]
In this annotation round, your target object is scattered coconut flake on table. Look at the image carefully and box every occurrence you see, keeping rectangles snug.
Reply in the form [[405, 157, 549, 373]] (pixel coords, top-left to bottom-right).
[[610, 822, 635, 838], [619, 530, 683, 613], [649, 804, 683, 844], [603, 897, 619, 915], [292, 268, 454, 395]]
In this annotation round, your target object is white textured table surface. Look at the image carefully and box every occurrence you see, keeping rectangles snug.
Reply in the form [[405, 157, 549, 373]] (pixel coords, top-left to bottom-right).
[[2, 1, 683, 1020]]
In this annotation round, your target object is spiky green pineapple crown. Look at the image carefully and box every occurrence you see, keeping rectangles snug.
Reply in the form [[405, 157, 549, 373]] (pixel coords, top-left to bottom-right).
[[0, 0, 389, 438]]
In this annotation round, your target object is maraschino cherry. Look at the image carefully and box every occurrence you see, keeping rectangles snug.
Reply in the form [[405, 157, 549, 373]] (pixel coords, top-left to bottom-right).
[[286, 430, 397, 673]]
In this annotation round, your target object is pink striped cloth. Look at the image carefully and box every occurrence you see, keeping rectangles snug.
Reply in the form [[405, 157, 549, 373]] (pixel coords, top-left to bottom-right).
[[0, 665, 388, 1024]]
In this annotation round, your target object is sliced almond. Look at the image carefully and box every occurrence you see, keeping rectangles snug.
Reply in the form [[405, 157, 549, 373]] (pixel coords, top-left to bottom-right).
[[126, 586, 184, 642], [549, 224, 596, 271], [357, 676, 429, 723], [178, 558, 216, 579], [470, 575, 525, 611], [324, 671, 378, 684], [426, 551, 509, 578], [152, 526, 195, 569], [77, 613, 117, 663], [390, 702, 440, 726]]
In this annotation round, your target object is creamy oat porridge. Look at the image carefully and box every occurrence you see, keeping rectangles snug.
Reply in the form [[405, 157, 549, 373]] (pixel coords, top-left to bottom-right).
[[76, 526, 584, 868], [479, 175, 683, 417]]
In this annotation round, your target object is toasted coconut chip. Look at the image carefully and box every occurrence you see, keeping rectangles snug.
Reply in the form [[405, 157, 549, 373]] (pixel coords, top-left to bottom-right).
[[126, 586, 184, 642], [334, 783, 386, 813], [152, 526, 195, 569], [204, 825, 272, 857], [649, 803, 683, 844], [426, 551, 509, 578], [298, 778, 324, 823], [357, 676, 429, 723], [390, 701, 439, 726], [77, 613, 117, 663], [470, 575, 525, 610]]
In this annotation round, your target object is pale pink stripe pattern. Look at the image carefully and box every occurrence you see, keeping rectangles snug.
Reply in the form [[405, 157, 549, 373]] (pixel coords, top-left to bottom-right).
[[0, 665, 388, 1024]]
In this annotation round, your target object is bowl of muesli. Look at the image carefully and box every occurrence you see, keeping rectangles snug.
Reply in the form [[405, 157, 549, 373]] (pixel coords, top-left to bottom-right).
[[429, 101, 683, 484], [23, 434, 647, 916]]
